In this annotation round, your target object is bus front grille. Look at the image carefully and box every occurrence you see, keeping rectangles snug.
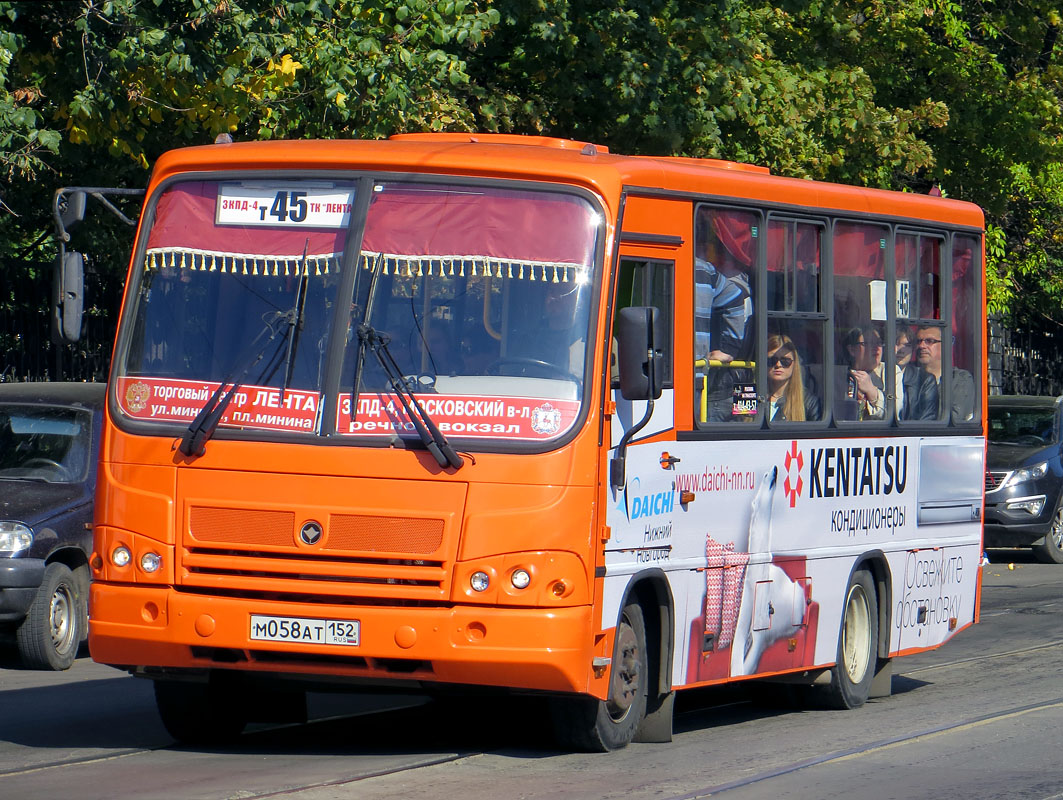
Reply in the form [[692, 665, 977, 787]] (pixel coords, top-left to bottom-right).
[[182, 506, 451, 600]]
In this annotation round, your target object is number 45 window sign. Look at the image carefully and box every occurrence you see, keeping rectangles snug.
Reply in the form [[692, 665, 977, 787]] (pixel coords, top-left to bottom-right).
[[216, 182, 355, 229]]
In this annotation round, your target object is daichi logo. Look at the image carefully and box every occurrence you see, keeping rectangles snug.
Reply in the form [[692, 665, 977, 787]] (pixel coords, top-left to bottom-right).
[[783, 440, 803, 508]]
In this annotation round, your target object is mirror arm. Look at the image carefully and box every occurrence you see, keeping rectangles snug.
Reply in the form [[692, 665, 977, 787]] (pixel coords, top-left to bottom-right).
[[611, 339, 656, 488], [610, 399, 654, 489]]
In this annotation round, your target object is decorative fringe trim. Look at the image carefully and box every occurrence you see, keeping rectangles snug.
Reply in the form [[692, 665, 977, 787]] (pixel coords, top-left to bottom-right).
[[143, 248, 339, 277], [144, 248, 591, 283]]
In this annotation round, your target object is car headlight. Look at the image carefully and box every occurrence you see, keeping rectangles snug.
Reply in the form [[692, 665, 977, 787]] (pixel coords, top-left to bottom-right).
[[0, 521, 34, 556], [1003, 461, 1049, 488], [1005, 496, 1046, 515]]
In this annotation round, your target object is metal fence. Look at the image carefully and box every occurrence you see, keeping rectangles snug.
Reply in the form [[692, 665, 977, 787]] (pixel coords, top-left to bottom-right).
[[0, 259, 122, 383], [988, 316, 1063, 398]]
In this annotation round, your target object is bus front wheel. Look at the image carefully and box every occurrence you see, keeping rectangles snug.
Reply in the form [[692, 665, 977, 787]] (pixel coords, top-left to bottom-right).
[[154, 678, 249, 745], [822, 569, 878, 710], [551, 601, 648, 752]]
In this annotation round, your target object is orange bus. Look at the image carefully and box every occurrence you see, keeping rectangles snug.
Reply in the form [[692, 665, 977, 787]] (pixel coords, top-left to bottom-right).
[[90, 134, 986, 750]]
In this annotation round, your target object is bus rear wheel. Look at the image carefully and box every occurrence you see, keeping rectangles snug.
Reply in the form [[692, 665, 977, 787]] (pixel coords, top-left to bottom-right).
[[822, 569, 877, 710], [154, 678, 249, 745], [551, 601, 648, 752]]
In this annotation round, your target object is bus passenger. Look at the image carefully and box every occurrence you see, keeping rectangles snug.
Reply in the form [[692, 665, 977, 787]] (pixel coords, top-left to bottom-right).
[[842, 326, 885, 420], [766, 334, 821, 422], [911, 325, 975, 422], [503, 280, 585, 381], [695, 257, 753, 365], [695, 251, 754, 421], [894, 328, 913, 417]]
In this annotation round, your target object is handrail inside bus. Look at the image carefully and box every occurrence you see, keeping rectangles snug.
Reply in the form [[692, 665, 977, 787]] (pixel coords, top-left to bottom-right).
[[694, 359, 757, 423]]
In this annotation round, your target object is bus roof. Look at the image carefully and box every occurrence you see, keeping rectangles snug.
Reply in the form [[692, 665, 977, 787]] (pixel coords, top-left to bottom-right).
[[148, 134, 985, 230]]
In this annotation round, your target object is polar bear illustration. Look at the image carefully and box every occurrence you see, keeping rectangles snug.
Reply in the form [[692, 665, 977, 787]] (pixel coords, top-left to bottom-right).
[[729, 466, 809, 677]]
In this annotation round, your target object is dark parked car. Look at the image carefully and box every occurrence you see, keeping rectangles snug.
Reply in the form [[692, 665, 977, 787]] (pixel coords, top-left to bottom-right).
[[984, 394, 1063, 564], [0, 382, 105, 669]]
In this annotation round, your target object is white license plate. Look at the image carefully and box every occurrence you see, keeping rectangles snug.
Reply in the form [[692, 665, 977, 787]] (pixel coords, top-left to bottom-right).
[[249, 614, 360, 646]]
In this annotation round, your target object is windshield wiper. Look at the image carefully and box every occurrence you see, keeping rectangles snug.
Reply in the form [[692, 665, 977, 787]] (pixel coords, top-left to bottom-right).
[[357, 323, 463, 470], [349, 253, 383, 426], [180, 244, 315, 458], [178, 314, 291, 457], [279, 240, 311, 400], [346, 254, 461, 470]]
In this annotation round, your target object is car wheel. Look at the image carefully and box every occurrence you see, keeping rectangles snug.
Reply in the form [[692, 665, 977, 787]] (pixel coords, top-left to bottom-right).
[[15, 562, 83, 670], [820, 569, 877, 710], [550, 601, 648, 751], [1034, 505, 1063, 564]]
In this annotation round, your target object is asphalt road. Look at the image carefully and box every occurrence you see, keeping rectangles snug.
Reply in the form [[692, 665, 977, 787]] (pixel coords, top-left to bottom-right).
[[1, 548, 1061, 800]]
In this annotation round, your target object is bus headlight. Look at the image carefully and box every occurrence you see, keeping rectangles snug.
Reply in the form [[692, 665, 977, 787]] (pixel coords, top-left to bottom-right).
[[510, 568, 531, 590], [140, 552, 163, 573], [470, 571, 490, 592], [111, 546, 132, 567], [453, 552, 587, 606]]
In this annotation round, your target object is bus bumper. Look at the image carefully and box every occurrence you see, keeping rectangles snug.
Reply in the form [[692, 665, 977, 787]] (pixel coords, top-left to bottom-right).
[[89, 581, 597, 695]]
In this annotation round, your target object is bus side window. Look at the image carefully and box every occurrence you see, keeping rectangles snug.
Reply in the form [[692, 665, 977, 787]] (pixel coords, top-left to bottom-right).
[[613, 258, 673, 387], [896, 232, 945, 422], [832, 221, 888, 423], [950, 235, 980, 424], [766, 217, 825, 424], [694, 205, 757, 425]]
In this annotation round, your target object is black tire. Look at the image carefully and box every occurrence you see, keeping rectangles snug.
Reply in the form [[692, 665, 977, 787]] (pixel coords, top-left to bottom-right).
[[551, 601, 648, 752], [154, 679, 249, 745], [15, 562, 83, 670], [1033, 505, 1063, 564], [822, 569, 878, 710]]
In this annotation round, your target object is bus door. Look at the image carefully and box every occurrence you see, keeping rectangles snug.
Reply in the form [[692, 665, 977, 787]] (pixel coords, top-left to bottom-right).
[[605, 198, 685, 564]]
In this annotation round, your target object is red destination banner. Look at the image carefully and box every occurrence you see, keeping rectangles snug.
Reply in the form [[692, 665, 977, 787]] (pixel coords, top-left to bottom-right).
[[115, 377, 580, 441], [337, 392, 580, 441]]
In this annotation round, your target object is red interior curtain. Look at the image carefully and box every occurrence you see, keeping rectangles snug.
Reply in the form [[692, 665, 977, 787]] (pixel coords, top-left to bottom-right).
[[833, 223, 885, 278], [712, 209, 757, 267], [147, 181, 596, 267], [146, 182, 348, 257]]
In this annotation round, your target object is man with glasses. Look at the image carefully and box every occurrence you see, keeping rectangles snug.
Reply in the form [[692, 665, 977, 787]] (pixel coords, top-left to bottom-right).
[[910, 325, 975, 422], [898, 327, 936, 420]]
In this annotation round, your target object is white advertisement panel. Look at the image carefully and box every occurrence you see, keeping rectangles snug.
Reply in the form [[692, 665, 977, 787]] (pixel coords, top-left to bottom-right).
[[603, 434, 983, 688]]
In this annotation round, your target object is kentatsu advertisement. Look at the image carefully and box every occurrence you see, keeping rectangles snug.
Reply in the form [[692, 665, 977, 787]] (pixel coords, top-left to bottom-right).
[[604, 435, 983, 687]]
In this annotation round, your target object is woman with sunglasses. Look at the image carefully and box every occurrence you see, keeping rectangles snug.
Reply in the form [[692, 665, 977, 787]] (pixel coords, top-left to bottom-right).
[[766, 333, 821, 421]]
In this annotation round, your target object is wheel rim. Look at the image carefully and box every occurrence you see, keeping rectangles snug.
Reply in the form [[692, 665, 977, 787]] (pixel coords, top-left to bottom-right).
[[606, 615, 641, 722], [1050, 508, 1063, 551], [49, 583, 76, 656], [841, 583, 872, 683]]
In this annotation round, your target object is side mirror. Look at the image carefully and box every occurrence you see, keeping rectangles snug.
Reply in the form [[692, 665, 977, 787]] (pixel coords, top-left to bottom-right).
[[616, 306, 663, 400], [60, 190, 87, 232], [52, 249, 84, 344]]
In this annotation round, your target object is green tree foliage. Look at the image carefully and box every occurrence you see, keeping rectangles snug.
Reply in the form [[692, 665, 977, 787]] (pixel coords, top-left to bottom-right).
[[469, 1, 950, 183], [0, 0, 500, 377], [0, 0, 1062, 347], [470, 1, 1063, 323]]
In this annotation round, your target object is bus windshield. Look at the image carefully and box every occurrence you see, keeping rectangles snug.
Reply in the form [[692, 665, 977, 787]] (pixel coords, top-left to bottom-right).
[[115, 178, 600, 445]]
